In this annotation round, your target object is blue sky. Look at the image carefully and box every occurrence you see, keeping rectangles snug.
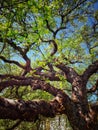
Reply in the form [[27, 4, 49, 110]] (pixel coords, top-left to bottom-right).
[[94, 1, 98, 10]]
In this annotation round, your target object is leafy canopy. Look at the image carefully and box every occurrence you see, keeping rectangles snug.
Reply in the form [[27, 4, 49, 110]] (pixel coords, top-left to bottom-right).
[[0, 0, 98, 99]]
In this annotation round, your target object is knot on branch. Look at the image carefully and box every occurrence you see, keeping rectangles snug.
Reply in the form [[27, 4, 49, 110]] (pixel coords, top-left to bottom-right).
[[54, 94, 65, 112]]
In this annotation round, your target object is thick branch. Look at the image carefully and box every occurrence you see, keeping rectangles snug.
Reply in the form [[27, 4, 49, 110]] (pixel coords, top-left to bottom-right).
[[37, 72, 60, 81], [32, 81, 66, 97], [82, 60, 98, 81], [0, 79, 63, 97], [0, 79, 32, 91], [0, 73, 60, 81], [0, 87, 72, 121], [0, 77, 65, 96], [56, 63, 78, 83], [0, 97, 60, 121]]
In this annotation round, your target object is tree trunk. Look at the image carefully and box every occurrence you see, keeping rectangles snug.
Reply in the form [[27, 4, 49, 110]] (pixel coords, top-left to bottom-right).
[[67, 103, 98, 130], [66, 76, 98, 130]]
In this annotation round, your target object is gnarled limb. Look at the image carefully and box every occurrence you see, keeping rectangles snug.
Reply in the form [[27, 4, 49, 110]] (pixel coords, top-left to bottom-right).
[[0, 78, 66, 97], [0, 90, 72, 121], [56, 63, 79, 83], [0, 38, 32, 76], [0, 73, 60, 81], [0, 97, 60, 121], [0, 79, 32, 92], [82, 60, 98, 81]]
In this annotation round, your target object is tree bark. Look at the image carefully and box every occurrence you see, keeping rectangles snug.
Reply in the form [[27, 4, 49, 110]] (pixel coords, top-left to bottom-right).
[[0, 61, 98, 130], [0, 92, 98, 130]]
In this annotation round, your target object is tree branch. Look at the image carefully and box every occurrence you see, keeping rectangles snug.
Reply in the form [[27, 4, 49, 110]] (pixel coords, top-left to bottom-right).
[[0, 55, 25, 69], [40, 38, 58, 56], [6, 39, 24, 57], [6, 120, 21, 130], [0, 90, 72, 121], [0, 38, 32, 76], [0, 97, 58, 121], [0, 79, 32, 92], [56, 63, 79, 83], [0, 73, 60, 81], [45, 17, 68, 38], [0, 43, 6, 54], [82, 60, 98, 81], [0, 0, 28, 13], [87, 79, 98, 93], [63, 0, 87, 17], [0, 78, 63, 97], [45, 19, 55, 34], [32, 81, 65, 97]]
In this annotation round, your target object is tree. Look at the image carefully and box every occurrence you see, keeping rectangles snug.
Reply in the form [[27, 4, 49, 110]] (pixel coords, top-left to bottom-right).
[[0, 0, 98, 130]]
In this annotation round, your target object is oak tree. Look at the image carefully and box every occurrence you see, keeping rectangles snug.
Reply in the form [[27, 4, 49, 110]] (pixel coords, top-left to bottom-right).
[[0, 0, 98, 130]]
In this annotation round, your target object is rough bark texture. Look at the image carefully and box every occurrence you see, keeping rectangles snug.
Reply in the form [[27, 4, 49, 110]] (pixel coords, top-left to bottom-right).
[[0, 65, 98, 130], [0, 61, 98, 130], [0, 1, 98, 129]]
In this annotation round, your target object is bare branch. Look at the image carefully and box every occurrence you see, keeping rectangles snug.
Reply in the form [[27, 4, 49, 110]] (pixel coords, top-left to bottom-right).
[[40, 38, 58, 56], [1, 38, 33, 76], [0, 38, 31, 62], [63, 56, 83, 64], [63, 0, 87, 17], [0, 55, 25, 69], [24, 42, 35, 54], [45, 19, 55, 34], [45, 17, 68, 38], [21, 58, 32, 76]]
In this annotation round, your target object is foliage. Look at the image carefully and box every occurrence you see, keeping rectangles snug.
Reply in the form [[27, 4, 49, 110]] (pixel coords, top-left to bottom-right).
[[0, 0, 98, 129]]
